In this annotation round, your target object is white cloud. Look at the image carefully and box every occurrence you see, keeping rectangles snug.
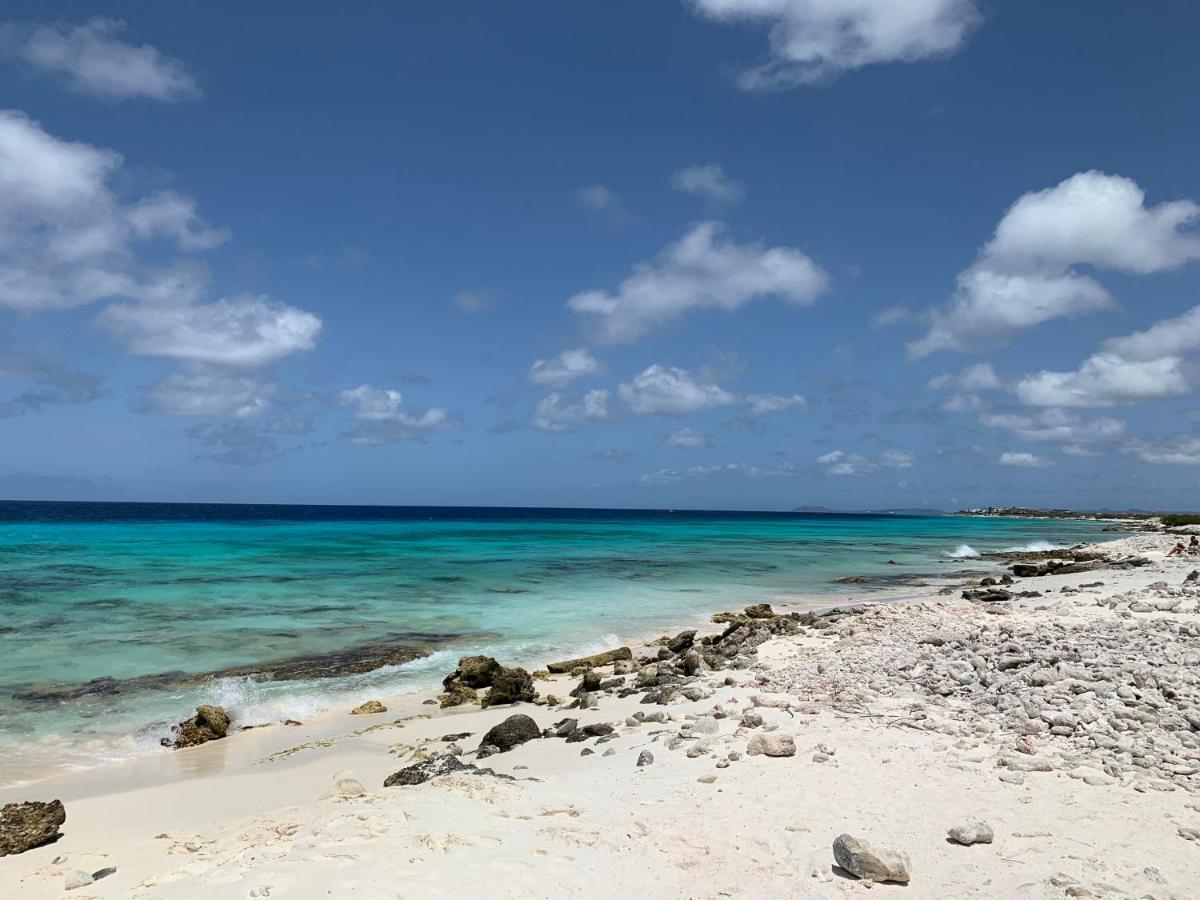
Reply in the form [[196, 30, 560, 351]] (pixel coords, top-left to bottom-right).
[[1013, 353, 1188, 408], [929, 362, 1001, 392], [640, 461, 801, 485], [998, 451, 1052, 468], [1102, 303, 1200, 361], [663, 426, 712, 448], [532, 389, 610, 432], [567, 221, 828, 343], [0, 110, 227, 312], [670, 163, 745, 204], [909, 172, 1200, 357], [528, 348, 606, 389], [1061, 444, 1100, 458], [101, 294, 321, 367], [1, 19, 199, 101], [144, 372, 274, 418], [618, 364, 737, 416], [817, 448, 912, 476], [1125, 435, 1200, 466], [576, 184, 626, 220], [338, 384, 454, 442], [454, 290, 493, 313], [979, 408, 1125, 444], [744, 392, 806, 415], [686, 0, 981, 89], [870, 305, 912, 329]]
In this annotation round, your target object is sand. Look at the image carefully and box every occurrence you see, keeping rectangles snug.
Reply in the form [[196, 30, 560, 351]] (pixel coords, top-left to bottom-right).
[[2, 530, 1199, 898]]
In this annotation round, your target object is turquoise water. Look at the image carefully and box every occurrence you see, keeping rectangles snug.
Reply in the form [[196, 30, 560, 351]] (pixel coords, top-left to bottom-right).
[[0, 502, 1118, 784]]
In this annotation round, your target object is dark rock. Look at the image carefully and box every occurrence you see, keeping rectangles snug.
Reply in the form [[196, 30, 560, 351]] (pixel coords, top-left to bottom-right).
[[482, 666, 535, 707], [440, 732, 473, 741], [833, 576, 870, 585], [477, 714, 540, 756], [1186, 570, 1199, 584], [439, 682, 478, 708], [570, 670, 603, 698], [171, 705, 231, 749], [583, 722, 614, 737], [383, 754, 509, 787], [546, 647, 633, 674], [442, 656, 501, 689], [962, 588, 1012, 603], [666, 630, 697, 654], [0, 800, 66, 856], [744, 603, 775, 619], [545, 717, 578, 738]]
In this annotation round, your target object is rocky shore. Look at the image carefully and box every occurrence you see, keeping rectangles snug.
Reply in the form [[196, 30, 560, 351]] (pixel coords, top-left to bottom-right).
[[2, 531, 1199, 897]]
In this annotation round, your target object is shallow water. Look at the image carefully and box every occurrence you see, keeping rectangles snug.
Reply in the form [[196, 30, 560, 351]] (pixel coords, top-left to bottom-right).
[[0, 502, 1117, 784]]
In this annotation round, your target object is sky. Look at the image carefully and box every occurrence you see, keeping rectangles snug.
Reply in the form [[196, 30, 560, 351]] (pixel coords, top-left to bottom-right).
[[1, 1, 1199, 511]]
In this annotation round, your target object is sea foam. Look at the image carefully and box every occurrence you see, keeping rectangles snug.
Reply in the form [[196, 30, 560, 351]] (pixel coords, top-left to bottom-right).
[[946, 544, 981, 558]]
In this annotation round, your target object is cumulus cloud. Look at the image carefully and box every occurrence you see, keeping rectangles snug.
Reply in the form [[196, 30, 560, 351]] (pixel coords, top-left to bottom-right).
[[101, 294, 321, 367], [618, 364, 737, 416], [670, 163, 745, 204], [998, 451, 1052, 468], [576, 184, 626, 221], [744, 393, 806, 415], [143, 372, 274, 418], [817, 448, 912, 476], [338, 384, 454, 442], [1103, 304, 1200, 361], [686, 0, 981, 89], [1013, 353, 1188, 408], [979, 408, 1125, 444], [909, 172, 1200, 358], [928, 362, 1002, 412], [663, 426, 712, 448], [532, 389, 610, 432], [0, 110, 228, 312], [0, 18, 199, 101], [1125, 435, 1200, 466], [568, 221, 828, 343], [528, 348, 606, 389]]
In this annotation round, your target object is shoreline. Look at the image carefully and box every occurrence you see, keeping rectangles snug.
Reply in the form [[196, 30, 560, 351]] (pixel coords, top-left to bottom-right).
[[6, 526, 1200, 896]]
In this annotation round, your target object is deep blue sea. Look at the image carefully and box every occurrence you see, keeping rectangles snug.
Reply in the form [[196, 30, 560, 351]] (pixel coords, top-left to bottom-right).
[[0, 501, 1118, 784]]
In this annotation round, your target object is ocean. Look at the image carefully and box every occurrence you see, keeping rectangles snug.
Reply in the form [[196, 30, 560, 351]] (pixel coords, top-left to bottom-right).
[[0, 501, 1118, 785]]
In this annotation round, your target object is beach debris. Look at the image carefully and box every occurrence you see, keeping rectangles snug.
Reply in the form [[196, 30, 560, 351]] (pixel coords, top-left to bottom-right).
[[546, 647, 633, 674], [0, 800, 66, 856], [948, 821, 994, 845], [169, 705, 231, 749], [746, 734, 796, 757], [351, 700, 387, 715], [481, 666, 536, 707], [636, 750, 654, 767], [476, 714, 541, 758], [832, 833, 911, 884]]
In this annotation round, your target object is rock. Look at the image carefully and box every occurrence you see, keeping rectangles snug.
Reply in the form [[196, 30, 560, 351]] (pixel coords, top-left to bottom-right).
[[384, 755, 478, 786], [439, 682, 479, 708], [948, 821, 994, 845], [0, 800, 66, 856], [64, 870, 93, 891], [697, 774, 717, 784], [477, 714, 540, 757], [171, 705, 231, 749], [482, 666, 535, 707], [350, 700, 386, 715], [1186, 570, 1199, 584], [443, 656, 501, 689], [746, 734, 796, 757], [744, 603, 775, 619], [546, 647, 633, 674], [832, 834, 911, 884], [335, 777, 367, 798], [666, 630, 697, 654], [637, 750, 654, 767]]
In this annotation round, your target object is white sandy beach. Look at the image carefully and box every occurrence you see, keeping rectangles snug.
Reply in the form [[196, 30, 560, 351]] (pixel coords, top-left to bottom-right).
[[2, 530, 1200, 898]]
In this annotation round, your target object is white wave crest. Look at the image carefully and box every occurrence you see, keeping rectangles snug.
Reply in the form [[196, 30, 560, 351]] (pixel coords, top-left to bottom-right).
[[946, 544, 981, 558], [1004, 540, 1064, 552]]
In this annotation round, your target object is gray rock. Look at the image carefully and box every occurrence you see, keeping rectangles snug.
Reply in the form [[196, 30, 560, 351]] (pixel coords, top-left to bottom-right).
[[832, 833, 911, 884], [65, 870, 93, 891], [948, 821, 994, 845], [637, 750, 654, 767], [477, 713, 540, 757], [746, 733, 796, 757]]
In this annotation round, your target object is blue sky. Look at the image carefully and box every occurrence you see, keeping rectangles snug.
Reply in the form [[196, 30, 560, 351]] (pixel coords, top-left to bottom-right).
[[1, 1, 1199, 510]]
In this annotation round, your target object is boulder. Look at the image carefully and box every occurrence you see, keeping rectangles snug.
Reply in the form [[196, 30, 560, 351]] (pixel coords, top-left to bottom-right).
[[546, 647, 633, 674], [351, 700, 386, 715], [477, 714, 540, 757], [171, 705, 230, 749], [442, 655, 501, 689], [439, 682, 478, 708], [744, 603, 775, 619], [948, 821, 994, 845], [482, 667, 535, 707], [666, 630, 697, 654], [0, 800, 66, 856], [746, 734, 796, 757], [832, 834, 911, 884]]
